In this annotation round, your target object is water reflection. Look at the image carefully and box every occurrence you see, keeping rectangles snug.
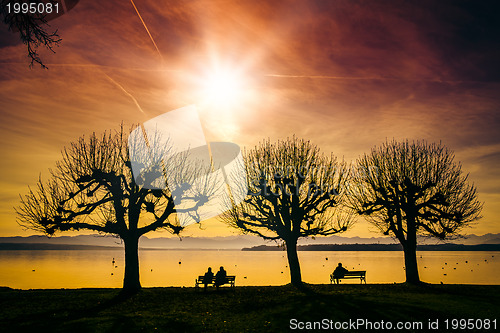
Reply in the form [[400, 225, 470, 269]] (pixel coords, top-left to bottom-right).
[[0, 250, 498, 289]]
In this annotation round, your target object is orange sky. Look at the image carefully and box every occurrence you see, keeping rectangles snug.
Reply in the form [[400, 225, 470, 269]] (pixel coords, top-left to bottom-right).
[[0, 0, 499, 238]]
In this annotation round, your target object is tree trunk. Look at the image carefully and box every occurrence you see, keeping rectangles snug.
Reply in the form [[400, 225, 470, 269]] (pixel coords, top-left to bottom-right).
[[403, 214, 420, 284], [285, 238, 302, 286], [403, 243, 420, 284], [123, 235, 141, 292]]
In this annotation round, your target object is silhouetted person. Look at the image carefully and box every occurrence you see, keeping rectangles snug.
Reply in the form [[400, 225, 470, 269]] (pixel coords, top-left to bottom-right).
[[202, 267, 214, 291], [214, 266, 227, 290], [332, 262, 349, 284]]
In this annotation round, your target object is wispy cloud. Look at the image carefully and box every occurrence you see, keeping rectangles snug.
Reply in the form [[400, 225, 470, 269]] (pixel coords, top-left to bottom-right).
[[0, 0, 499, 236]]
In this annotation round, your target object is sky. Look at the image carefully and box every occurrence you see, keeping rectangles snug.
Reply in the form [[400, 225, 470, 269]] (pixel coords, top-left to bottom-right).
[[0, 0, 499, 238]]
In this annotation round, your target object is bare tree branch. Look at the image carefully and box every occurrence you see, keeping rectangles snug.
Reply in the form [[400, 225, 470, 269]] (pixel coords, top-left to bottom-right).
[[16, 124, 215, 291], [220, 137, 354, 285], [1, 0, 62, 68], [348, 140, 483, 283]]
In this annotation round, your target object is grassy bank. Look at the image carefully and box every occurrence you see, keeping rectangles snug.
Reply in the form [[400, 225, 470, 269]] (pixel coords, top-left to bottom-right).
[[0, 284, 498, 332]]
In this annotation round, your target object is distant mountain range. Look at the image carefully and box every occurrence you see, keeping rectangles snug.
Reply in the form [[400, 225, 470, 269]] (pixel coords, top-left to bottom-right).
[[0, 243, 121, 251], [0, 233, 499, 250], [0, 235, 265, 250], [243, 244, 500, 252]]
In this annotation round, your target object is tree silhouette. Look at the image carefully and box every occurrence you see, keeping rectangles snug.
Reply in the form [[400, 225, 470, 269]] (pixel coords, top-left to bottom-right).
[[349, 140, 483, 284], [221, 137, 353, 286], [1, 0, 62, 68], [16, 125, 215, 292]]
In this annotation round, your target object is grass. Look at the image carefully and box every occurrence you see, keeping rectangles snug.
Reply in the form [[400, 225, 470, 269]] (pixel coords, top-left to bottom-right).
[[0, 284, 498, 332]]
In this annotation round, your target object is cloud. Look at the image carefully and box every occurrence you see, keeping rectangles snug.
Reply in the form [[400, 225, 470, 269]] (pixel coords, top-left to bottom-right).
[[0, 0, 499, 236]]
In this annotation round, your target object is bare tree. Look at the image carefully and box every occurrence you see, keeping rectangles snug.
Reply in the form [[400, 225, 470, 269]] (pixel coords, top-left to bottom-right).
[[16, 125, 215, 292], [349, 140, 483, 284], [1, 0, 62, 68], [221, 137, 353, 286]]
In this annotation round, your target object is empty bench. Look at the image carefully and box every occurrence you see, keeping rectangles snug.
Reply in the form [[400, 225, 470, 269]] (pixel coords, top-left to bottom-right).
[[330, 270, 366, 284], [195, 275, 236, 289]]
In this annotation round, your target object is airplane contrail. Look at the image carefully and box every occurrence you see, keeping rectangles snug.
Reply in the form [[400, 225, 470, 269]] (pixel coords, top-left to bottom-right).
[[264, 74, 470, 83], [130, 0, 164, 63], [264, 74, 394, 80], [44, 63, 180, 72], [104, 74, 146, 115]]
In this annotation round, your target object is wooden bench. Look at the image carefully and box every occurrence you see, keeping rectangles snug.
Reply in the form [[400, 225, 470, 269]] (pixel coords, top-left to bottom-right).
[[195, 275, 236, 289], [330, 270, 366, 284]]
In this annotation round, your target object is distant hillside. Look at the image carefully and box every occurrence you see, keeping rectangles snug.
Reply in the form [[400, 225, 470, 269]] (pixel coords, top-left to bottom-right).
[[457, 233, 500, 245], [0, 233, 498, 250], [0, 235, 123, 247], [0, 243, 121, 251], [294, 233, 500, 246], [243, 244, 500, 251], [0, 235, 268, 250]]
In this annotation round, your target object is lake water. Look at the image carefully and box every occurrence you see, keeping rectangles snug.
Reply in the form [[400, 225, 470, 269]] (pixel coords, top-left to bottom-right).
[[0, 250, 498, 289]]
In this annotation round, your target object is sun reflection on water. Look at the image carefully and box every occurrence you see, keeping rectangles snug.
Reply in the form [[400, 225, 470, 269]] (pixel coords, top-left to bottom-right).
[[0, 250, 498, 289]]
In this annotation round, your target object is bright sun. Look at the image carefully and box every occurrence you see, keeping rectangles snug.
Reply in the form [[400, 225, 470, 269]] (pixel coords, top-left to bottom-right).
[[199, 68, 245, 107]]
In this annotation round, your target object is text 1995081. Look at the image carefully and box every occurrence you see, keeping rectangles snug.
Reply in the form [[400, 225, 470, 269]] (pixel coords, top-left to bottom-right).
[[5, 2, 59, 15]]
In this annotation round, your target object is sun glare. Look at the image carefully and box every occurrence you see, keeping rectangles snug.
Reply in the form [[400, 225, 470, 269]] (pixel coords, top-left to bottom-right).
[[199, 68, 245, 108]]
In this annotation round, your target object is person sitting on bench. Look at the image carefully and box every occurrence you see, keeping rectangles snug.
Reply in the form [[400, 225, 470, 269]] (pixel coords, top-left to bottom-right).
[[214, 266, 227, 290], [202, 267, 214, 291], [332, 263, 349, 284]]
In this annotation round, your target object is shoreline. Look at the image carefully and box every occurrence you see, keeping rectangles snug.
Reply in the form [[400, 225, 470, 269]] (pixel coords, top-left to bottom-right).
[[2, 282, 500, 291]]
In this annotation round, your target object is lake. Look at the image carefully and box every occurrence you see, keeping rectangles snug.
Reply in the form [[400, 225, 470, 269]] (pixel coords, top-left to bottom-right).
[[0, 250, 498, 289]]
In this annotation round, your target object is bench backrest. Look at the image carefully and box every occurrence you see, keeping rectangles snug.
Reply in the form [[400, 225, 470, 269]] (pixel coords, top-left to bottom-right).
[[198, 275, 236, 283], [343, 271, 366, 276]]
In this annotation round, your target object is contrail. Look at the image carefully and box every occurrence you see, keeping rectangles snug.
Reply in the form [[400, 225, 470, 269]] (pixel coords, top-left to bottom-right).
[[264, 74, 394, 80], [45, 63, 180, 72], [130, 0, 164, 62], [104, 74, 146, 115], [264, 74, 469, 83]]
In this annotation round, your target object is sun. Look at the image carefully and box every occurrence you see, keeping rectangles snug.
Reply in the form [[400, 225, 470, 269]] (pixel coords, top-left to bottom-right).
[[198, 68, 245, 108], [182, 60, 258, 140]]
